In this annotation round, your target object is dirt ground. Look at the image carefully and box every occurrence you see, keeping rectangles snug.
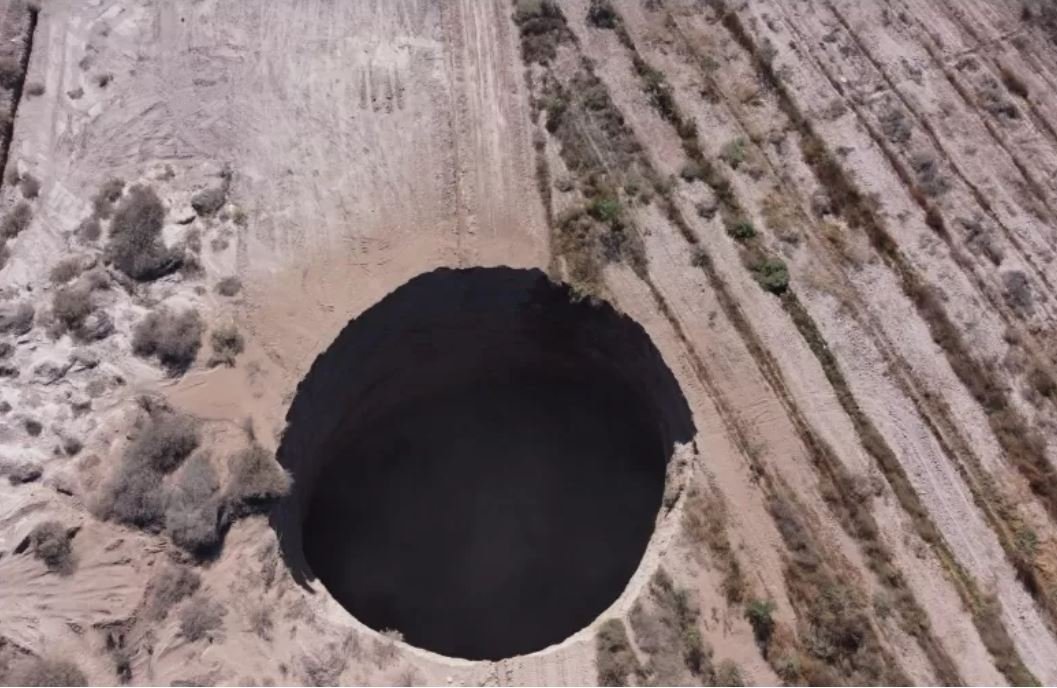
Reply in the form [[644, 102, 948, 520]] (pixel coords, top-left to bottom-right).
[[3, 0, 1057, 685]]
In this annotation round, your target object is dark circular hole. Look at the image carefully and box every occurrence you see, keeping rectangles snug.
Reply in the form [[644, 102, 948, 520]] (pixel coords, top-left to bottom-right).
[[274, 267, 694, 660]]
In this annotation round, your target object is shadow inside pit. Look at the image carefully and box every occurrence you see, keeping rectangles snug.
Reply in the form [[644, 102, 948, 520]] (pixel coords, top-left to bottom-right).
[[272, 267, 694, 661]]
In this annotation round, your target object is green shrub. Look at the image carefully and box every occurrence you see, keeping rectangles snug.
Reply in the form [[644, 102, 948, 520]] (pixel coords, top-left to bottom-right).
[[132, 307, 204, 374], [745, 598, 776, 647], [721, 137, 748, 169], [726, 218, 756, 241], [588, 196, 621, 224], [750, 257, 789, 294]]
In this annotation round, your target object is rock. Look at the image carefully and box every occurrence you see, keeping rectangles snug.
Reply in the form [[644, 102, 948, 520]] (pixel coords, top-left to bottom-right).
[[0, 460, 42, 485]]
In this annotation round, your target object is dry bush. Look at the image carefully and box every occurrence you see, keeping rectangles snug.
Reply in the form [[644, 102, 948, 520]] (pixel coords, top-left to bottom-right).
[[215, 276, 241, 297], [48, 257, 82, 285], [24, 82, 44, 97], [595, 618, 642, 686], [27, 521, 74, 575], [106, 185, 181, 280], [179, 595, 225, 642], [132, 307, 204, 374], [76, 216, 101, 242], [94, 411, 199, 530], [225, 443, 291, 514], [127, 412, 200, 474], [147, 563, 201, 620], [191, 186, 226, 217], [165, 453, 223, 555], [7, 656, 87, 686], [51, 285, 93, 336], [92, 178, 125, 219], [19, 173, 39, 199], [0, 300, 34, 335], [208, 323, 244, 368], [95, 460, 167, 530], [1, 201, 32, 239]]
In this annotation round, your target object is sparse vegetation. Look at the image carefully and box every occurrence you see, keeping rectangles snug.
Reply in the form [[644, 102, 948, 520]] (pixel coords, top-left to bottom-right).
[[629, 569, 711, 684], [595, 618, 642, 686], [512, 0, 570, 65], [720, 137, 748, 169], [146, 562, 202, 620], [682, 484, 746, 604], [27, 521, 74, 575], [107, 184, 181, 281], [179, 595, 225, 642], [132, 306, 204, 374]]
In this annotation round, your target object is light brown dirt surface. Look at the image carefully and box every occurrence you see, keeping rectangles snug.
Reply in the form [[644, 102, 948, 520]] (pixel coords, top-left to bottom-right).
[[4, 0, 1057, 685]]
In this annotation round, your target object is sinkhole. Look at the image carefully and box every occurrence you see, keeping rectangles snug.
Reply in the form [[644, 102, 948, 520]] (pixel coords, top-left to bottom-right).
[[274, 267, 694, 660]]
